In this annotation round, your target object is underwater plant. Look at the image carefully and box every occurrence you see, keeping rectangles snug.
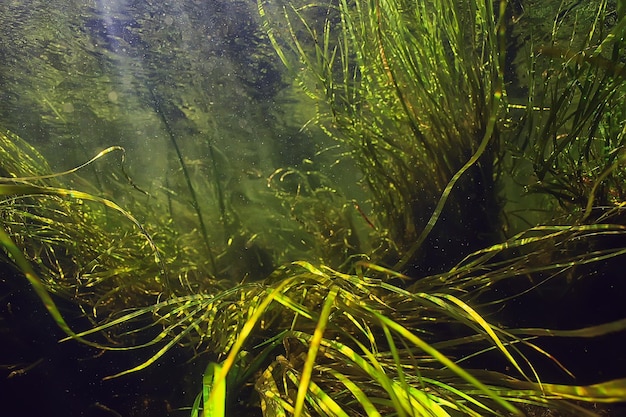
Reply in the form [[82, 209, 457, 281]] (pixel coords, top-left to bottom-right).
[[259, 0, 511, 275], [3, 138, 626, 416], [2, 0, 626, 416], [508, 0, 626, 225]]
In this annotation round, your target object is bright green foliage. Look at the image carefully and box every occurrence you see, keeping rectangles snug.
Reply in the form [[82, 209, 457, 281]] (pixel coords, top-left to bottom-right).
[[3, 0, 626, 416], [510, 0, 626, 223], [260, 0, 509, 270]]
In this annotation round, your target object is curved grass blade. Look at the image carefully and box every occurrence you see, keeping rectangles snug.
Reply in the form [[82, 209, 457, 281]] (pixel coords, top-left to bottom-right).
[[435, 293, 531, 382], [0, 183, 165, 277], [512, 317, 626, 339], [294, 285, 338, 417], [256, 360, 291, 417], [326, 368, 382, 417], [202, 362, 226, 417], [362, 307, 524, 416], [0, 145, 147, 195], [103, 304, 213, 379], [381, 324, 451, 417], [208, 278, 294, 405], [486, 377, 626, 403], [257, 0, 291, 69], [287, 369, 350, 417], [0, 227, 99, 346]]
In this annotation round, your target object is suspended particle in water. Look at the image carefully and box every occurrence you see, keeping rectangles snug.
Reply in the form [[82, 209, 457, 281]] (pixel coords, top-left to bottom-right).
[[108, 91, 119, 103]]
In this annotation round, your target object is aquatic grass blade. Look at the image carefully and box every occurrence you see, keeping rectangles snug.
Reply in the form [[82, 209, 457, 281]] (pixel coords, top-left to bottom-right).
[[325, 368, 382, 417], [202, 362, 226, 417], [380, 324, 451, 417], [208, 278, 295, 405], [361, 306, 524, 416], [0, 183, 165, 276], [0, 227, 84, 342], [287, 369, 350, 417], [294, 285, 337, 416]]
